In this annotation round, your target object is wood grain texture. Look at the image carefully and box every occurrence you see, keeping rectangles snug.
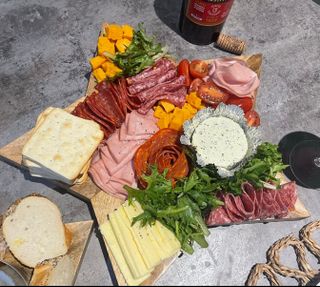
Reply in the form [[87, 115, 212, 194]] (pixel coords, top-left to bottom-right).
[[0, 220, 93, 286]]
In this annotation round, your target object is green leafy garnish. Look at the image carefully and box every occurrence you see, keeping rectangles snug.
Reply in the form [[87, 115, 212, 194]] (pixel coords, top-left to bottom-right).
[[113, 23, 166, 77], [124, 167, 223, 255]]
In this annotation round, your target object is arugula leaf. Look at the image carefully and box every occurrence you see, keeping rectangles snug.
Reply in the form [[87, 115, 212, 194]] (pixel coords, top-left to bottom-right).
[[113, 23, 166, 77], [125, 166, 223, 254]]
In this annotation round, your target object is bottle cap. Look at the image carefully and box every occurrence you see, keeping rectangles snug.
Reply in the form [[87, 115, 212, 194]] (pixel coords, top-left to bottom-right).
[[215, 33, 246, 55]]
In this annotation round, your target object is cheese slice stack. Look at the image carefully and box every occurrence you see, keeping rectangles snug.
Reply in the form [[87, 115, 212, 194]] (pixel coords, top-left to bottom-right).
[[100, 201, 181, 286], [22, 108, 104, 185]]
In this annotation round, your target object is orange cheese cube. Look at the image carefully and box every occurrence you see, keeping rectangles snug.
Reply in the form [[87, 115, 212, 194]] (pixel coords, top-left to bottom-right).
[[101, 61, 122, 78], [183, 103, 197, 115], [115, 38, 132, 53], [154, 106, 167, 119], [106, 24, 123, 41], [122, 24, 134, 40], [92, 68, 106, 83], [90, 56, 107, 70], [169, 115, 184, 131], [160, 101, 175, 113], [98, 41, 116, 56], [186, 92, 202, 109], [157, 114, 171, 129], [98, 36, 110, 46]]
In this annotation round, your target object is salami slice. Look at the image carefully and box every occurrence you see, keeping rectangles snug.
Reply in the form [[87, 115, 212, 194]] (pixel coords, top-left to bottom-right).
[[206, 207, 231, 226], [134, 129, 189, 188]]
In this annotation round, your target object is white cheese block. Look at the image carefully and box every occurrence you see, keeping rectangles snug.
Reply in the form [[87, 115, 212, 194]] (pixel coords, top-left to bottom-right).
[[109, 212, 151, 279], [192, 116, 248, 169], [100, 222, 150, 286]]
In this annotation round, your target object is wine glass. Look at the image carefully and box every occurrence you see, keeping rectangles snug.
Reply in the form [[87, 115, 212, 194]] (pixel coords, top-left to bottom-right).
[[278, 131, 320, 189]]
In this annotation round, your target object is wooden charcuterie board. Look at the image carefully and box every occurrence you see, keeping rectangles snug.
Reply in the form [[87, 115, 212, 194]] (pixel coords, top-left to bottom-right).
[[0, 23, 310, 286], [0, 220, 93, 285]]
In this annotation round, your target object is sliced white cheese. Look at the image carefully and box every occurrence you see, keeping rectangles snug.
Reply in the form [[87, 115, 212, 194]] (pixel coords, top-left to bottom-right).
[[192, 116, 248, 169], [122, 202, 162, 269], [100, 222, 150, 286], [109, 212, 151, 279]]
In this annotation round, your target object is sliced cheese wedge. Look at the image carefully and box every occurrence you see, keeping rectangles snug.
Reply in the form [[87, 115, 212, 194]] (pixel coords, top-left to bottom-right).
[[109, 212, 151, 279], [100, 222, 150, 286], [120, 204, 162, 270]]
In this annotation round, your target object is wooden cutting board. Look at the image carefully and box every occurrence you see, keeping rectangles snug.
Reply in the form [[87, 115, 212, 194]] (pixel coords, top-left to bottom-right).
[[0, 23, 310, 286], [0, 220, 93, 285]]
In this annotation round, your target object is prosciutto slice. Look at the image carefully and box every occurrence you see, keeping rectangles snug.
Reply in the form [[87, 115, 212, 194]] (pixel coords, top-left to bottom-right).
[[206, 182, 298, 226]]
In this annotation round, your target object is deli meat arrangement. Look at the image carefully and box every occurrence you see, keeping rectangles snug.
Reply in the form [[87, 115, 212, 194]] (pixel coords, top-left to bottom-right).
[[206, 182, 298, 226], [89, 110, 158, 199]]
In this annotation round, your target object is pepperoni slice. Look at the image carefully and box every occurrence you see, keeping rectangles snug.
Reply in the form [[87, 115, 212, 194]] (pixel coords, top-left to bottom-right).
[[134, 129, 189, 188]]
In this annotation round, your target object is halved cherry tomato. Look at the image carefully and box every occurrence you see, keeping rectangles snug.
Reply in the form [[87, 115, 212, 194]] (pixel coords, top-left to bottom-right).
[[177, 59, 191, 86], [245, 110, 261, 127], [226, 96, 254, 113], [189, 78, 204, 93], [190, 60, 209, 78], [197, 81, 230, 107]]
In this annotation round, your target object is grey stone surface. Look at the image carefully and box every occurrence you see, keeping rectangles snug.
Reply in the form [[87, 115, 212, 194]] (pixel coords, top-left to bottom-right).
[[0, 0, 320, 285]]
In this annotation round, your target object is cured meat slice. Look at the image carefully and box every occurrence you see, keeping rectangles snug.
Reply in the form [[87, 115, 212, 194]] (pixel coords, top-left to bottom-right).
[[137, 87, 187, 115], [206, 181, 298, 226], [128, 69, 177, 94], [134, 129, 189, 188], [207, 207, 231, 226], [136, 75, 186, 103], [126, 58, 176, 85]]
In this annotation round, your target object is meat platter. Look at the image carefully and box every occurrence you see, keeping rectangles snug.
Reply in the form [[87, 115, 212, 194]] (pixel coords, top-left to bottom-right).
[[0, 23, 310, 286]]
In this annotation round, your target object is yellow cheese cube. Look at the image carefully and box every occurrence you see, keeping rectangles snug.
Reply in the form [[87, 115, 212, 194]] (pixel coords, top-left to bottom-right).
[[186, 92, 202, 109], [116, 38, 132, 53], [98, 36, 110, 46], [122, 24, 134, 40], [183, 103, 198, 115], [89, 56, 106, 70], [92, 68, 106, 83], [153, 106, 166, 119], [157, 114, 171, 129], [101, 61, 122, 78], [98, 41, 115, 56], [106, 24, 123, 41], [169, 115, 184, 131], [160, 101, 175, 113]]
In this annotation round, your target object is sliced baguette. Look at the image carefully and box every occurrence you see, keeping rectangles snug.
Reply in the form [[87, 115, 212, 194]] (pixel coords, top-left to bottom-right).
[[30, 255, 75, 286], [2, 195, 70, 268]]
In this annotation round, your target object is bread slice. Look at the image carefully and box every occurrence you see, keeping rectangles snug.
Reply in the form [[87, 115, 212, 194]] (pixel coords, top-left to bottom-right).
[[22, 108, 104, 185], [30, 255, 75, 286], [2, 195, 70, 268]]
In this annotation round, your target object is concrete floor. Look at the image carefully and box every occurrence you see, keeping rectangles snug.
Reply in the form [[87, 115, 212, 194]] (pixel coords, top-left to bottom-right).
[[0, 0, 320, 285]]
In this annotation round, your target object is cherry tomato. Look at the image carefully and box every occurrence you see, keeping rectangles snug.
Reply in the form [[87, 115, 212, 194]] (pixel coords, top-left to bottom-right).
[[197, 81, 230, 107], [189, 78, 204, 93], [177, 59, 191, 86], [226, 96, 254, 113], [190, 60, 209, 78], [245, 110, 261, 127]]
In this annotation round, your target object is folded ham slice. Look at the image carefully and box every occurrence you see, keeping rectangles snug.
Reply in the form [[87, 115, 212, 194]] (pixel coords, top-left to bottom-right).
[[206, 182, 297, 226], [208, 58, 260, 98], [89, 110, 159, 199]]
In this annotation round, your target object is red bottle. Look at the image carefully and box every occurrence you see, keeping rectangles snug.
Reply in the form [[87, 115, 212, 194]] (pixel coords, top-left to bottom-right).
[[179, 0, 235, 45]]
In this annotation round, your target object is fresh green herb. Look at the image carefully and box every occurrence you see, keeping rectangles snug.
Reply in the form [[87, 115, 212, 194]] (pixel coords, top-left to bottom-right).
[[192, 142, 288, 196], [112, 23, 167, 77], [124, 166, 223, 255]]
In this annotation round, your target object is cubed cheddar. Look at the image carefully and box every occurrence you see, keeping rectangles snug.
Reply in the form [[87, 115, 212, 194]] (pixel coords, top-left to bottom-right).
[[106, 24, 123, 41], [183, 103, 198, 115], [98, 36, 110, 47], [101, 61, 123, 78], [92, 68, 106, 83], [186, 92, 202, 109], [90, 56, 107, 70], [122, 24, 134, 40], [157, 114, 171, 129], [160, 101, 175, 113], [116, 38, 132, 53], [153, 106, 167, 119], [98, 40, 116, 56], [169, 115, 184, 131]]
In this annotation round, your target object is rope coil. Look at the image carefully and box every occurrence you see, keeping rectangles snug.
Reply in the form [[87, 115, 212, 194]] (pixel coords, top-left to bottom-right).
[[247, 221, 320, 286]]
